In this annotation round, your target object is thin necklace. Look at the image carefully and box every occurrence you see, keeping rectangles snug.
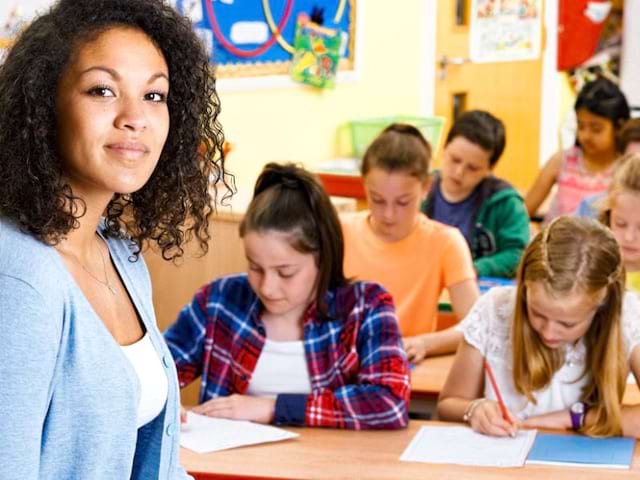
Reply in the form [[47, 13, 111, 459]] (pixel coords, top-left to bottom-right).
[[66, 237, 117, 295]]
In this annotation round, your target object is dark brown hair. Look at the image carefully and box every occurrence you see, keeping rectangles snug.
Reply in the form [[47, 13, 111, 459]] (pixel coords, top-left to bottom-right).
[[239, 163, 348, 318], [360, 123, 431, 181], [574, 77, 630, 152], [445, 110, 506, 167]]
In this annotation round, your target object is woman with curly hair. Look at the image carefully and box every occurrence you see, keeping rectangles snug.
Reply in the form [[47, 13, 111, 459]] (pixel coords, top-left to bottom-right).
[[0, 0, 230, 478]]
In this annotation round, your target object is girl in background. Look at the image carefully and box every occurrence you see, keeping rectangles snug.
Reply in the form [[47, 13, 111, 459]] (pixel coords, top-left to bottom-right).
[[599, 153, 640, 293], [575, 119, 640, 219], [165, 163, 410, 430], [526, 77, 630, 221], [341, 124, 479, 363], [438, 217, 640, 438]]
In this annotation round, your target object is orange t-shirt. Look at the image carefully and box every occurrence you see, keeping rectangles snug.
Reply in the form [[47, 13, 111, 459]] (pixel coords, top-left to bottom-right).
[[341, 211, 476, 337]]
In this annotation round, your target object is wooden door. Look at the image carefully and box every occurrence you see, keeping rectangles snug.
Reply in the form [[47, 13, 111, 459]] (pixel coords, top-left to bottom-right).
[[433, 0, 544, 192]]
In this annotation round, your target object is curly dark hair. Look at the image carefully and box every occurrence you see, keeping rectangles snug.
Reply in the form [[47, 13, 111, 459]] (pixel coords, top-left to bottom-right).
[[0, 0, 233, 260]]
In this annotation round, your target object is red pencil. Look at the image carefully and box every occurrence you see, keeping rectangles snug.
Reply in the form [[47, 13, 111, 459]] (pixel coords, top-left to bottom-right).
[[484, 360, 511, 424]]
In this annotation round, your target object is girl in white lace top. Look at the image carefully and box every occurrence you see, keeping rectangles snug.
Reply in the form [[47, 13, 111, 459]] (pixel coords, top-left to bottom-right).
[[438, 216, 640, 438]]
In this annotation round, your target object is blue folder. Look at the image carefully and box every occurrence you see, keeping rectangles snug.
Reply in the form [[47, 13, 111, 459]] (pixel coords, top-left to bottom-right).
[[526, 433, 635, 469], [477, 276, 515, 294]]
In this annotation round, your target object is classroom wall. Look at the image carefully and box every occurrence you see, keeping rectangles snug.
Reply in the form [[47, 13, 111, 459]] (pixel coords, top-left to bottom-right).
[[539, 0, 561, 165], [3, 1, 564, 186], [216, 1, 433, 193], [621, 0, 640, 108], [0, 0, 48, 21]]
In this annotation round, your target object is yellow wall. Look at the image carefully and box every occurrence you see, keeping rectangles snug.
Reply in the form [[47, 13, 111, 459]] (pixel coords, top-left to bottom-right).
[[217, 1, 427, 192]]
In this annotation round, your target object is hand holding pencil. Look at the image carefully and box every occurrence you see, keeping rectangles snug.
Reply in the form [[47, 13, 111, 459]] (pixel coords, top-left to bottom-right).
[[464, 361, 519, 437]]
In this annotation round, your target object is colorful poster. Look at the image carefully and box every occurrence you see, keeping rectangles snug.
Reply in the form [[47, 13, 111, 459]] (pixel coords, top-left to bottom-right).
[[469, 0, 542, 63], [290, 13, 345, 89], [172, 0, 355, 78]]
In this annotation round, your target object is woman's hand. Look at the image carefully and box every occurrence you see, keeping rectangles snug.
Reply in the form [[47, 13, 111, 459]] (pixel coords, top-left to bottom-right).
[[191, 394, 277, 424], [403, 335, 430, 363], [521, 409, 571, 431], [468, 399, 519, 437]]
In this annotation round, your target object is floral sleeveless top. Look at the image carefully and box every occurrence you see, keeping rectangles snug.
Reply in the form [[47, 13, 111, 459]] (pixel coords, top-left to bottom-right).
[[545, 146, 616, 222]]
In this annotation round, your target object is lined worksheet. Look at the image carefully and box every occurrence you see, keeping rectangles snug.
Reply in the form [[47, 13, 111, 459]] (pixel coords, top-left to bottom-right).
[[400, 425, 537, 468], [180, 412, 299, 454]]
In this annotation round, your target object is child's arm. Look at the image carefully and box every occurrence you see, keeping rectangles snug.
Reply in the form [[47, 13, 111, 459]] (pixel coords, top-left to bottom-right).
[[449, 278, 480, 320], [437, 340, 517, 437], [403, 327, 463, 362], [523, 346, 640, 436], [525, 151, 563, 217], [403, 278, 478, 361], [276, 284, 410, 430], [164, 284, 211, 388]]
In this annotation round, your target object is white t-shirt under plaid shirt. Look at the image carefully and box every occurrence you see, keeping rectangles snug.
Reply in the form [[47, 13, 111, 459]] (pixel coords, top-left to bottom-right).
[[459, 286, 640, 419]]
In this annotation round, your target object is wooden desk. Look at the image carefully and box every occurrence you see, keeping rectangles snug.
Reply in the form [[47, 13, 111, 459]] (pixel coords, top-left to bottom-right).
[[410, 355, 455, 400], [411, 354, 640, 405], [181, 420, 640, 480]]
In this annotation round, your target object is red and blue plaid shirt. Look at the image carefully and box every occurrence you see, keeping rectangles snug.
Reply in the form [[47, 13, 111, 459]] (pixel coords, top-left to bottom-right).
[[164, 273, 410, 430]]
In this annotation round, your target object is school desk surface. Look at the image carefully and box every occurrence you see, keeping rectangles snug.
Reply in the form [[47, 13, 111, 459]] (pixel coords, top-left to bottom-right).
[[181, 419, 640, 480]]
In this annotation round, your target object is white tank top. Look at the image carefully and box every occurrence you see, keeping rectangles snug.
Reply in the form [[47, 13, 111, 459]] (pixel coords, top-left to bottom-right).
[[247, 339, 312, 397], [120, 333, 169, 428]]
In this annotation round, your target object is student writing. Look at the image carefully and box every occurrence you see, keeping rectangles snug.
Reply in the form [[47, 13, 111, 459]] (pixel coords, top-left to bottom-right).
[[165, 163, 410, 430], [438, 216, 640, 438]]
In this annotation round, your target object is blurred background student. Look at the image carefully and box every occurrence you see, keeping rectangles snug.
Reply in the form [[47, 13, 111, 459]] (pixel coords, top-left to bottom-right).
[[599, 153, 640, 294], [341, 124, 479, 363], [526, 77, 630, 222], [576, 118, 640, 219], [422, 110, 529, 278], [438, 217, 640, 439]]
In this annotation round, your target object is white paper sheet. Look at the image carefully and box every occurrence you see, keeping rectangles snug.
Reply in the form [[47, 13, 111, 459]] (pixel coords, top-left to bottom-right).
[[180, 412, 299, 453], [400, 426, 537, 468]]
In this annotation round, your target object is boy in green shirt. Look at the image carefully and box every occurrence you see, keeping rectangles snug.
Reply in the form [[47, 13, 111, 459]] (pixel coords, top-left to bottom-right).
[[422, 110, 529, 278]]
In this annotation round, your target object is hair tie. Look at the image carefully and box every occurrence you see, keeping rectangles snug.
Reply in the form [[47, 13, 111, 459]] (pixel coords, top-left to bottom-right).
[[608, 263, 623, 286], [280, 175, 300, 190]]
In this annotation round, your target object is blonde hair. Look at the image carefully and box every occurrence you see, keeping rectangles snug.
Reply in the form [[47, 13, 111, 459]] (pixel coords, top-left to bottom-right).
[[599, 152, 640, 226], [512, 216, 626, 437]]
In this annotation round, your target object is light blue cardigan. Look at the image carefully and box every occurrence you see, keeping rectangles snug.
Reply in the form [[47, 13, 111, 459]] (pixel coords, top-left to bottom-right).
[[0, 218, 192, 480]]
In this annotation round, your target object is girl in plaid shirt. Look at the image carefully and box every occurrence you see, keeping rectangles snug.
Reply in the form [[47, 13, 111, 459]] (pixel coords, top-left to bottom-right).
[[165, 163, 410, 429]]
